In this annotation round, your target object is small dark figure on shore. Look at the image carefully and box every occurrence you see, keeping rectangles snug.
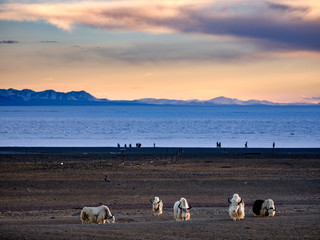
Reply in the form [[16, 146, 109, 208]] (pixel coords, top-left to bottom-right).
[[273, 142, 275, 148], [219, 142, 221, 148], [104, 175, 110, 182], [154, 143, 156, 148], [136, 143, 141, 148], [125, 144, 127, 148], [129, 144, 132, 148], [245, 142, 248, 148], [117, 143, 120, 148]]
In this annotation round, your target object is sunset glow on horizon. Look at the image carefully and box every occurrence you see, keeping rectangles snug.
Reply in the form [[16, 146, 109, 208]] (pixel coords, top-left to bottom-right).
[[1, 0, 320, 103]]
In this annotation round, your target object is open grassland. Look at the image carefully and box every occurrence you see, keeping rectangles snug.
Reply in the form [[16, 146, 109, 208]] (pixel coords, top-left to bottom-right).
[[1, 154, 319, 239]]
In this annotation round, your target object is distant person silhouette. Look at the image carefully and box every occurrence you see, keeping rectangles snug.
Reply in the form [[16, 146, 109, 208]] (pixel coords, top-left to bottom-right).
[[273, 142, 275, 148], [245, 142, 248, 148], [104, 175, 110, 182]]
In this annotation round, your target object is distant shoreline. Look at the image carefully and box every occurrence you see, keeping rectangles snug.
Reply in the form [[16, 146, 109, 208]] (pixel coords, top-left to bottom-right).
[[1, 146, 319, 156], [2, 89, 320, 106]]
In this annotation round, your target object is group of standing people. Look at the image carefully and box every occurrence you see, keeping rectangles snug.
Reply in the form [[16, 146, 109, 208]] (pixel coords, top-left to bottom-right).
[[117, 143, 142, 148], [117, 141, 277, 148]]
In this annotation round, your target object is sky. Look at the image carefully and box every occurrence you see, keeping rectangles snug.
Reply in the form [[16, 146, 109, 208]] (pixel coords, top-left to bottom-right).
[[0, 0, 320, 103]]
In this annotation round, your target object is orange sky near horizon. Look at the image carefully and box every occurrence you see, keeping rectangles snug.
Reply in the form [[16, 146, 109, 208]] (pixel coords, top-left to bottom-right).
[[0, 0, 320, 103]]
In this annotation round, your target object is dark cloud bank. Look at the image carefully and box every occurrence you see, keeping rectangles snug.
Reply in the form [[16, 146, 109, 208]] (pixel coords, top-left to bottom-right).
[[0, 40, 19, 44]]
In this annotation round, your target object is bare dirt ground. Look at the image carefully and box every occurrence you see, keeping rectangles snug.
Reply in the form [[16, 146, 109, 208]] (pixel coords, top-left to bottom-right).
[[0, 154, 319, 239]]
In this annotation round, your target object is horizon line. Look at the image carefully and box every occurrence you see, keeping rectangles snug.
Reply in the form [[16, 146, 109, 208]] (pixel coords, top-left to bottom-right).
[[2, 88, 320, 105]]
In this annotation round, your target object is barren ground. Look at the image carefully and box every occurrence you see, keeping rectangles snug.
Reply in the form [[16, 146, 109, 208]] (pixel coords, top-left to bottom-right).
[[0, 154, 319, 239]]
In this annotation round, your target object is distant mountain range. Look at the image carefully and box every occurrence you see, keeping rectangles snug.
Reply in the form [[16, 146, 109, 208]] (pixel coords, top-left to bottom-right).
[[136, 97, 276, 106], [0, 88, 317, 106], [0, 88, 103, 106]]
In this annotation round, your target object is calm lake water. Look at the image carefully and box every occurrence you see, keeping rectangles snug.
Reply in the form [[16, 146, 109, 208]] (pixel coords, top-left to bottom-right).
[[0, 105, 319, 147]]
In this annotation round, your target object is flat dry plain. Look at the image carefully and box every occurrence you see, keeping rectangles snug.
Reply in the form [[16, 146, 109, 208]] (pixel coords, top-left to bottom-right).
[[0, 153, 319, 239]]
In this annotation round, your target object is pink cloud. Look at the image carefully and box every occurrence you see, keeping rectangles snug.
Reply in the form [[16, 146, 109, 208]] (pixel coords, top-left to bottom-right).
[[1, 1, 320, 51]]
